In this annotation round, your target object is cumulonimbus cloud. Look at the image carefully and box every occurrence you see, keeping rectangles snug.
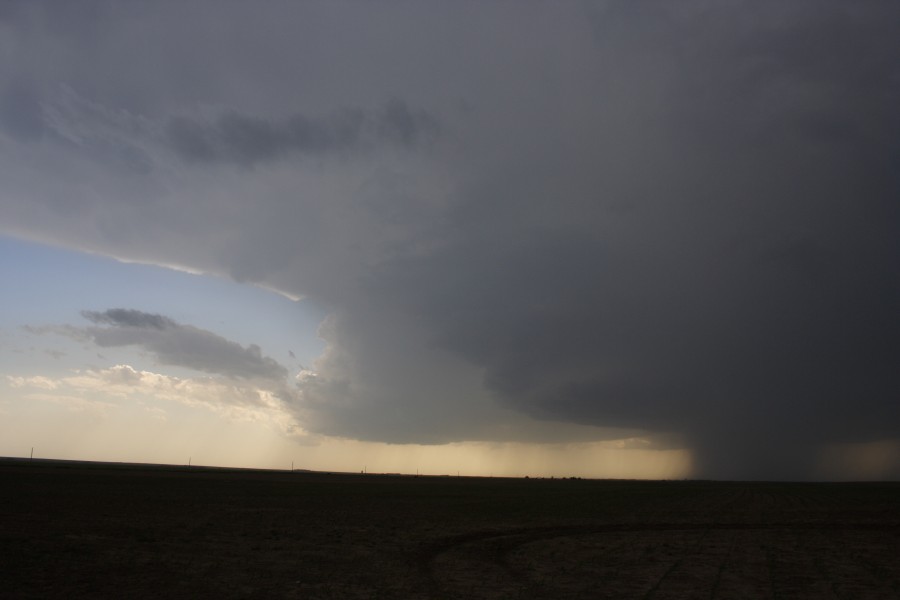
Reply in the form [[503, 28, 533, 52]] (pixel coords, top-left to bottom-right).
[[2, 1, 899, 479]]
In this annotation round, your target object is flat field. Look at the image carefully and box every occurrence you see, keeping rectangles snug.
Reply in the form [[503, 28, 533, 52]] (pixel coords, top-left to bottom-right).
[[1, 459, 899, 599]]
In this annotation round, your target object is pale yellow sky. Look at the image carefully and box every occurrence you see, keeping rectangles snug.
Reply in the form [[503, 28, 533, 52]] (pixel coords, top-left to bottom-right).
[[1, 370, 692, 479], [4, 372, 898, 480]]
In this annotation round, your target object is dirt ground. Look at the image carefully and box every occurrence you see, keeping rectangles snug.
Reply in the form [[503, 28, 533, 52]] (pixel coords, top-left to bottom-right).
[[1, 458, 899, 599]]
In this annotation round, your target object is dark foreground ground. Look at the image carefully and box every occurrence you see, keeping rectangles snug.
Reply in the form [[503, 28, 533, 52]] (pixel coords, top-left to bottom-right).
[[1, 459, 899, 599]]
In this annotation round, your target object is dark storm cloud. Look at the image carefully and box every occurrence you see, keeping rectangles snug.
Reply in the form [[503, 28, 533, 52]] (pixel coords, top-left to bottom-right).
[[0, 75, 45, 141], [82, 308, 175, 331], [74, 309, 287, 381], [166, 100, 437, 167], [295, 0, 900, 477], [2, 1, 899, 479]]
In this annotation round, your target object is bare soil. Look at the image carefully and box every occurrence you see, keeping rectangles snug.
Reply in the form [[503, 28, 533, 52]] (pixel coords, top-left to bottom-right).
[[2, 458, 899, 598]]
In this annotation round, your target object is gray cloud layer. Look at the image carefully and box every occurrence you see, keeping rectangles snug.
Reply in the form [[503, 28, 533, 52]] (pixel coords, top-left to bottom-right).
[[78, 309, 287, 381], [166, 99, 437, 167], [2, 1, 898, 479]]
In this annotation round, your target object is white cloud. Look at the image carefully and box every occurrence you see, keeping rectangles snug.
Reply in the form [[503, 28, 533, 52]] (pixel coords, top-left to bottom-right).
[[6, 375, 59, 390], [5, 364, 302, 435], [20, 392, 115, 415]]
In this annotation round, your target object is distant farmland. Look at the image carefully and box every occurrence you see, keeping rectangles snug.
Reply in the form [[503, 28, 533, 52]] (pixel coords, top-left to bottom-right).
[[2, 458, 899, 599]]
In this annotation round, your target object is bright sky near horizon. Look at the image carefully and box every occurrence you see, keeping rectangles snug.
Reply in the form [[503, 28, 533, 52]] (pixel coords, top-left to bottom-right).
[[0, 234, 691, 478], [0, 243, 690, 480], [1, 1, 899, 480]]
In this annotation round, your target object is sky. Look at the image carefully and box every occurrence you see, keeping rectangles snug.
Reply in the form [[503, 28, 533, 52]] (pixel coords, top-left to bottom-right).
[[1, 1, 899, 480]]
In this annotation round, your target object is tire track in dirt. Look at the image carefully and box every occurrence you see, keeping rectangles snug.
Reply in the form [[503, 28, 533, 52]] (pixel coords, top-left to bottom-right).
[[801, 527, 900, 600], [708, 531, 738, 600], [640, 526, 712, 600], [640, 557, 683, 600], [419, 522, 900, 600], [795, 528, 845, 600]]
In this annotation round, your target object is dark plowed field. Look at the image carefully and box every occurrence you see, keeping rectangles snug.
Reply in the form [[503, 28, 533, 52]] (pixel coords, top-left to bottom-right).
[[2, 459, 899, 598]]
